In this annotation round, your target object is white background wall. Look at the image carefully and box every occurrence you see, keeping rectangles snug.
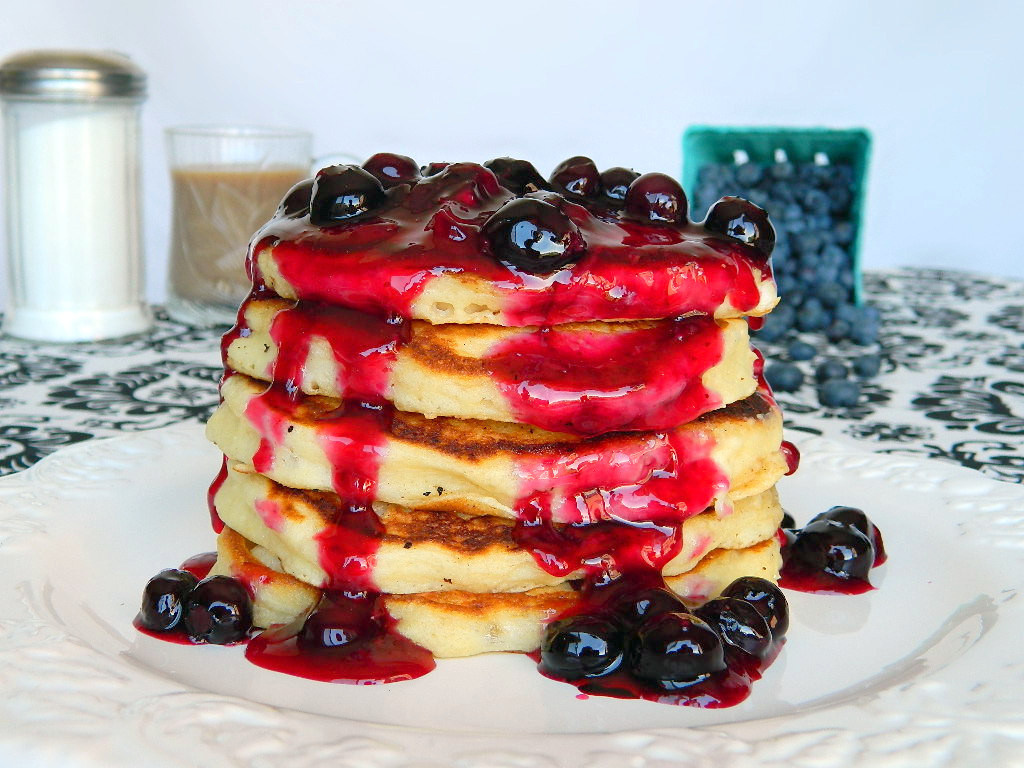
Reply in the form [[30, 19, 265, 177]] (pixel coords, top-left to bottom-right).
[[1, 0, 1022, 308]]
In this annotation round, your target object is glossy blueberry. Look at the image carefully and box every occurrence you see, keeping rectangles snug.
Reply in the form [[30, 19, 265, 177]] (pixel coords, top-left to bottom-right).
[[276, 178, 314, 218], [789, 518, 875, 582], [765, 361, 804, 393], [309, 165, 387, 226], [780, 511, 796, 529], [625, 173, 688, 225], [482, 197, 585, 273], [297, 606, 368, 652], [138, 568, 198, 632], [484, 157, 548, 195], [852, 354, 882, 378], [183, 575, 252, 644], [420, 162, 449, 176], [818, 378, 862, 408], [630, 612, 725, 689], [540, 614, 626, 680], [810, 506, 873, 539], [787, 340, 816, 361], [811, 505, 886, 564], [362, 152, 419, 188], [599, 166, 640, 204], [704, 196, 774, 256], [815, 359, 848, 382], [696, 597, 772, 658], [614, 586, 686, 627], [550, 156, 600, 198], [720, 576, 789, 637]]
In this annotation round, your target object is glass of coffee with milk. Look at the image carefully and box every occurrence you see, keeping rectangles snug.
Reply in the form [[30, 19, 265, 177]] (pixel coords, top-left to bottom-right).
[[164, 125, 312, 326]]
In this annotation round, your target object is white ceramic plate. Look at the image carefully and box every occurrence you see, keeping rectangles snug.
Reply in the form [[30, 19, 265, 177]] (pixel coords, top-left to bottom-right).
[[1, 424, 1022, 767]]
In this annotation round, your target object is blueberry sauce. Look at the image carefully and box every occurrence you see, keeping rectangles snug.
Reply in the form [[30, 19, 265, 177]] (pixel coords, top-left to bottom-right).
[[251, 161, 774, 325], [485, 315, 726, 435], [207, 458, 228, 533], [228, 295, 734, 437]]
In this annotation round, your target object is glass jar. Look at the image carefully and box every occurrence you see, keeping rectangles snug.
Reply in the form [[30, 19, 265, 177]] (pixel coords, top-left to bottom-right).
[[0, 50, 151, 341]]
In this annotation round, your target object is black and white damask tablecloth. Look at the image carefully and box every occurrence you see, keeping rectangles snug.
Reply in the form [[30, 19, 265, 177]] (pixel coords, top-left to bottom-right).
[[0, 268, 1021, 484]]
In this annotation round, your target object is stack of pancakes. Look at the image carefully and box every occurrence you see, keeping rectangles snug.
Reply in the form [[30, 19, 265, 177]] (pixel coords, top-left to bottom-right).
[[203, 159, 788, 660]]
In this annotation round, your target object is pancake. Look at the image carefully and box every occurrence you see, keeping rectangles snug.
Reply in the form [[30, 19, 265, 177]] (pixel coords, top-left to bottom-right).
[[212, 460, 784, 594], [224, 297, 758, 434], [211, 525, 782, 657], [207, 373, 788, 523], [250, 161, 777, 326]]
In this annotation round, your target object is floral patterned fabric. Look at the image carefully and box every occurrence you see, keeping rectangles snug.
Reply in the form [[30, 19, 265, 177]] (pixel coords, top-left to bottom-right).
[[0, 268, 1021, 483]]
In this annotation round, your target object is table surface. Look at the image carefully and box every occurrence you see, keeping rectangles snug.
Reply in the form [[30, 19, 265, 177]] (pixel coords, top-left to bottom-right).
[[0, 267, 1021, 484]]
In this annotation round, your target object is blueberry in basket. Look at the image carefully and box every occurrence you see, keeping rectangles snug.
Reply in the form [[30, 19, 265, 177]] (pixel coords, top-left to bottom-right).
[[692, 149, 882, 402]]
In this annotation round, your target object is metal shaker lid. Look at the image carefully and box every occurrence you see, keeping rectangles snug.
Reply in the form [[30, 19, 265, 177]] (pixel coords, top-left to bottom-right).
[[0, 50, 146, 100]]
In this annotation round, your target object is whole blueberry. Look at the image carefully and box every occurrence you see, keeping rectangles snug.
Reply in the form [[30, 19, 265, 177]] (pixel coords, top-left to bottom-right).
[[826, 319, 852, 343], [482, 197, 586, 273], [309, 165, 387, 226], [818, 378, 862, 408], [540, 614, 626, 680], [815, 359, 848, 382], [787, 340, 816, 361], [812, 505, 886, 563], [362, 152, 419, 188], [816, 281, 848, 307], [484, 157, 548, 195], [765, 361, 804, 393], [696, 597, 772, 658], [550, 156, 601, 198], [138, 568, 198, 632], [625, 173, 689, 225], [852, 354, 882, 378], [599, 166, 640, 204], [183, 575, 252, 644], [720, 576, 789, 637], [614, 586, 686, 627], [735, 162, 764, 187], [789, 519, 875, 582], [797, 305, 828, 332], [276, 179, 314, 218], [630, 612, 726, 689], [704, 196, 775, 257]]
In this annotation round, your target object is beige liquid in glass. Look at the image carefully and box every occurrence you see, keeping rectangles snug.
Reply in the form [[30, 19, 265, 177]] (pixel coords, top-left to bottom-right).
[[167, 165, 306, 310]]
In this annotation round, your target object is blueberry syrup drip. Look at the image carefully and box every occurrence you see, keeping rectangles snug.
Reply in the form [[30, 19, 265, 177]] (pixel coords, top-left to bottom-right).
[[780, 441, 800, 476], [207, 458, 228, 533], [246, 591, 435, 684], [254, 161, 773, 325], [485, 315, 726, 436], [265, 300, 406, 403], [179, 552, 217, 580]]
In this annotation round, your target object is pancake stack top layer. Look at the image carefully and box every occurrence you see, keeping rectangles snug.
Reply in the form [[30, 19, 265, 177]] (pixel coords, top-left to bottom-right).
[[204, 154, 795, 701]]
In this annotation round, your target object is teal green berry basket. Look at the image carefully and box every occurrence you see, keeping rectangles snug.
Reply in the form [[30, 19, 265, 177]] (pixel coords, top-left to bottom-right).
[[681, 126, 871, 305]]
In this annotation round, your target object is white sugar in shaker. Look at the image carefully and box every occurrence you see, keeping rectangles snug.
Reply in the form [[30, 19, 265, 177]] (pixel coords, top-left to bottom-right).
[[0, 50, 151, 341]]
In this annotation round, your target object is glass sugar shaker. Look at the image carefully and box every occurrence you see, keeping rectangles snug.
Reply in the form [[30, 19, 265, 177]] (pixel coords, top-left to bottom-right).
[[0, 50, 151, 341]]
